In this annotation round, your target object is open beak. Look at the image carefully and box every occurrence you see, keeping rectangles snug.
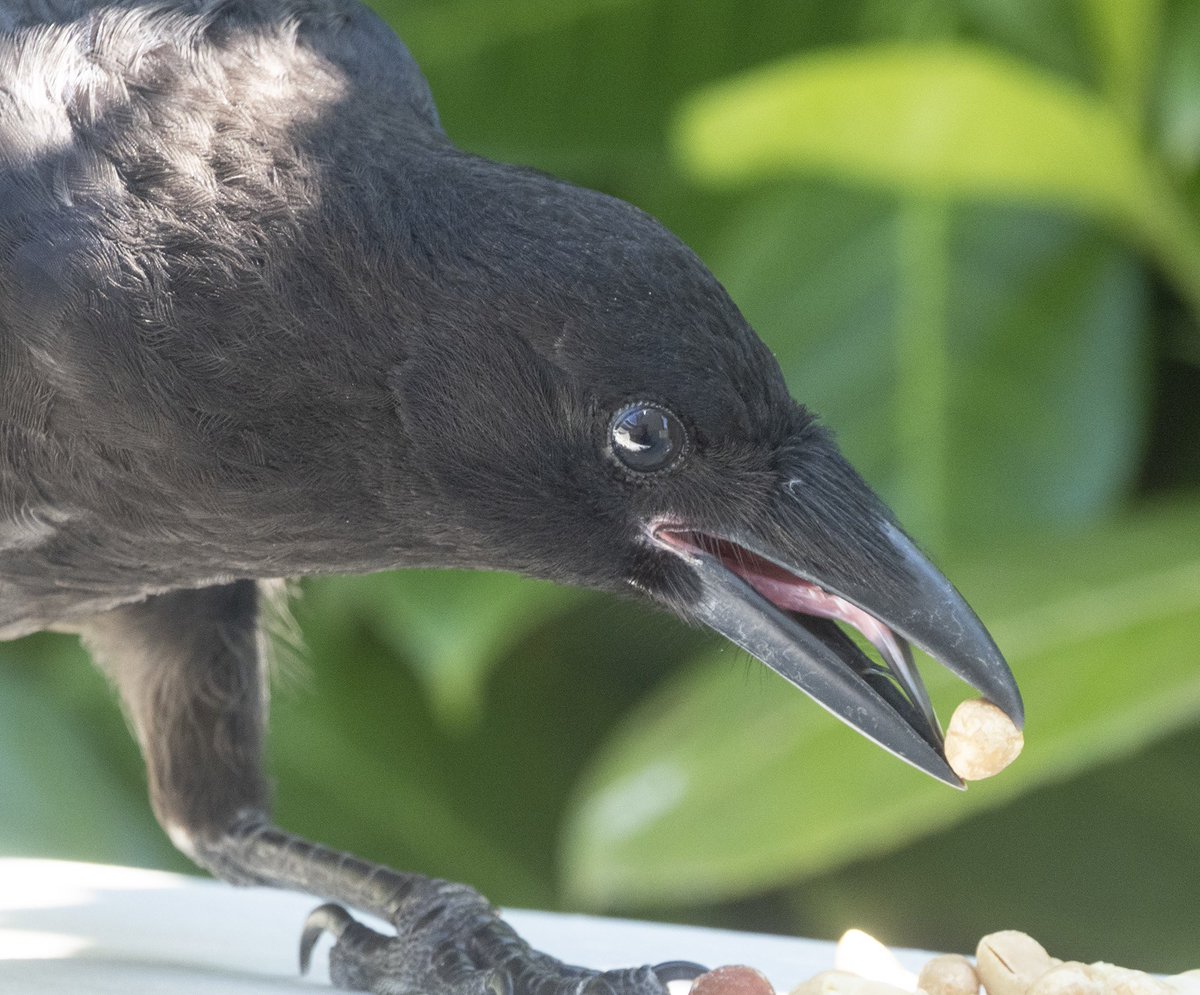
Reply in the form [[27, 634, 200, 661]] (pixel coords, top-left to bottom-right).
[[651, 510, 1022, 788]]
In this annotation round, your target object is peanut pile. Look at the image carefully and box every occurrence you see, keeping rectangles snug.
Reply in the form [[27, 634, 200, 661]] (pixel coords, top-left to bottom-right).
[[673, 930, 1200, 995], [973, 931, 1200, 995]]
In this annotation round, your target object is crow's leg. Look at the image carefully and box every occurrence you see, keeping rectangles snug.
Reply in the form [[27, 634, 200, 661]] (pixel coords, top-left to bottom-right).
[[82, 582, 699, 995]]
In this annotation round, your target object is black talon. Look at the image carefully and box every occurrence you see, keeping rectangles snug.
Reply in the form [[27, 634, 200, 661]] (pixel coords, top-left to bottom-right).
[[300, 902, 357, 974], [484, 967, 515, 995], [653, 961, 710, 983]]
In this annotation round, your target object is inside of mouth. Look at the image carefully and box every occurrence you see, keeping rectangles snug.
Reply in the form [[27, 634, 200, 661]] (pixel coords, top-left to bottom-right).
[[657, 528, 942, 742]]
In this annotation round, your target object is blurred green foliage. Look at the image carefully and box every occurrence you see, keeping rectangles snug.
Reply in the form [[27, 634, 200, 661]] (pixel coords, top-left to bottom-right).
[[3, 0, 1200, 974]]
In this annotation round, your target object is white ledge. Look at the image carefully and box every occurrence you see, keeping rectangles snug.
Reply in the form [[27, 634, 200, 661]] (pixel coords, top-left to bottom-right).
[[0, 858, 937, 993]]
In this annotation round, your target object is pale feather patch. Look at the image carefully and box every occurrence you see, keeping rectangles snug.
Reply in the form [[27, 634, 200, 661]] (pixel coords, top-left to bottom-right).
[[0, 3, 348, 182]]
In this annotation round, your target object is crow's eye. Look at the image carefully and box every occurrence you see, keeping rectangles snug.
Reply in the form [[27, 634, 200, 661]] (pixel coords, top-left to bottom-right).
[[609, 403, 687, 473]]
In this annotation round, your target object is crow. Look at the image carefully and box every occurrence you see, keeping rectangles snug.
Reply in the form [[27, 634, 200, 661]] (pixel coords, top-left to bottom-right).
[[0, 1, 1023, 992]]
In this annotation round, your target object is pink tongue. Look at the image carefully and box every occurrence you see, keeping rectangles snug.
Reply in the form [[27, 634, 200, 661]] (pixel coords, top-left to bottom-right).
[[653, 526, 940, 736], [729, 566, 905, 675]]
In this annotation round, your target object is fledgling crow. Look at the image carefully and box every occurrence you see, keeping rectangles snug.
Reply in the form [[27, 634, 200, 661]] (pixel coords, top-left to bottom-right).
[[0, 1, 1023, 992]]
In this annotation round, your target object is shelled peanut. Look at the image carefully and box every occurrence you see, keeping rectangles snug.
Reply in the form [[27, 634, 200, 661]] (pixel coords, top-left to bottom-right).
[[944, 699, 1024, 781], [918, 955, 980, 995], [672, 929, 1197, 995], [975, 931, 1197, 995]]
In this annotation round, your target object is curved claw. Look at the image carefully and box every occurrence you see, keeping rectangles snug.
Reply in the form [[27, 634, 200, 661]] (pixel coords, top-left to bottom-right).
[[484, 967, 515, 995], [653, 961, 710, 983], [299, 902, 356, 974], [298, 897, 679, 994]]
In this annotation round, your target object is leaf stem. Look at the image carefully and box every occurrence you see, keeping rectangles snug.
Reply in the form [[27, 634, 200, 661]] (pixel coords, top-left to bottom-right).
[[894, 198, 951, 551], [1136, 165, 1200, 325]]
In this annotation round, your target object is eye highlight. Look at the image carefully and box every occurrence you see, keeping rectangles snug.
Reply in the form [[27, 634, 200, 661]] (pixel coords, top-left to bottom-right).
[[608, 403, 687, 474]]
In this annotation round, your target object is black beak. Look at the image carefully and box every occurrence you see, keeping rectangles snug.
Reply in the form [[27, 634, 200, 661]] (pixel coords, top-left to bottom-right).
[[651, 464, 1023, 788]]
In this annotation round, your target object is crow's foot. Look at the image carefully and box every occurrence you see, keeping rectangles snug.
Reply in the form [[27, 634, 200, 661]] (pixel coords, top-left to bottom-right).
[[300, 899, 707, 995], [199, 820, 705, 994]]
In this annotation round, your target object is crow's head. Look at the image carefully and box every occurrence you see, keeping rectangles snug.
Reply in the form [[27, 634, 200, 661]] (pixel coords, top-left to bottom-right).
[[387, 158, 1022, 785]]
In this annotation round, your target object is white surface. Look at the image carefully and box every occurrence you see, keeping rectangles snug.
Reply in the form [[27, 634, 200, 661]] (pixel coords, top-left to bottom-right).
[[0, 858, 939, 993]]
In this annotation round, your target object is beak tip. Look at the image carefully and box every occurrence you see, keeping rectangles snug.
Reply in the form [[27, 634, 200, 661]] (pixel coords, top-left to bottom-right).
[[926, 754, 966, 790], [979, 664, 1025, 731], [1008, 703, 1026, 732]]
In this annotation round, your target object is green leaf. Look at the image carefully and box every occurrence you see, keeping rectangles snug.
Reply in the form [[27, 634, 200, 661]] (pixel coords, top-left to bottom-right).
[[275, 579, 707, 908], [560, 499, 1200, 909], [938, 201, 1150, 538], [273, 579, 555, 905], [956, 0, 1091, 84], [794, 724, 1200, 974], [368, 0, 646, 69], [371, 0, 878, 187], [1077, 0, 1161, 130], [303, 572, 582, 731], [708, 185, 1149, 545], [675, 44, 1148, 211], [1153, 0, 1200, 174], [673, 43, 1200, 317], [0, 639, 178, 868]]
